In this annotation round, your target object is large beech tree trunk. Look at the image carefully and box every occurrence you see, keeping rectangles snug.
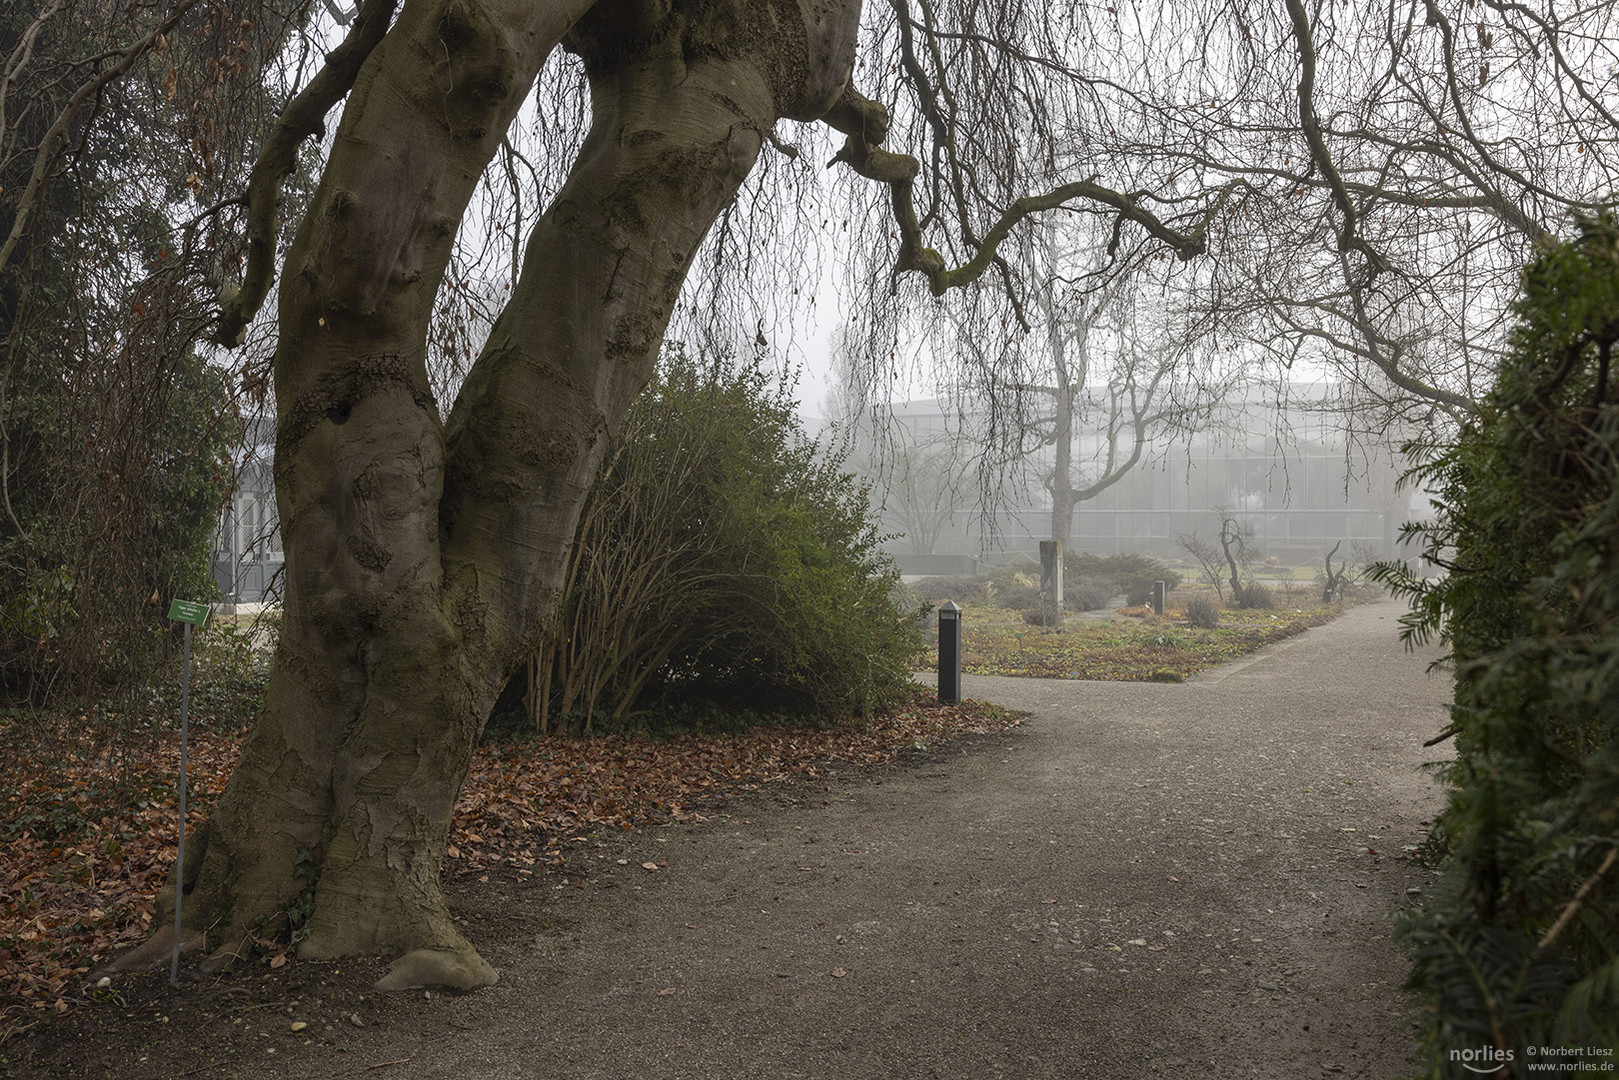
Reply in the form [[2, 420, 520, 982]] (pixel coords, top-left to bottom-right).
[[113, 0, 859, 991]]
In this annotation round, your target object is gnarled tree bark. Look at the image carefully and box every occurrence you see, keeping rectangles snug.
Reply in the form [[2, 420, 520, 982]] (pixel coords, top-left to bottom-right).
[[105, 0, 860, 991]]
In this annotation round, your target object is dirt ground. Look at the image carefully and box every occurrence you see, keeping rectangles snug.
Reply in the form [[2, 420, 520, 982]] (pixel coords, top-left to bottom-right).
[[3, 599, 1451, 1080]]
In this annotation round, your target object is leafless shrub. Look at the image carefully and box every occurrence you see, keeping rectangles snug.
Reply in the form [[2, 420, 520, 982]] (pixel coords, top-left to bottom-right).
[[1186, 593, 1221, 628], [1067, 576, 1117, 612]]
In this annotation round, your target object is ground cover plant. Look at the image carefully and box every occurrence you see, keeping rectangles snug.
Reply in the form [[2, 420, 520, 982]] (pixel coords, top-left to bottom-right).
[[914, 585, 1346, 681], [0, 690, 1019, 1043]]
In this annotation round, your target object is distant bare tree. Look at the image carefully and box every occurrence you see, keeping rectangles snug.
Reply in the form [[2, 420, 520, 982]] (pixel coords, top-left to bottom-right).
[[879, 439, 972, 555], [1015, 225, 1222, 547], [1178, 530, 1231, 602], [1218, 512, 1260, 604]]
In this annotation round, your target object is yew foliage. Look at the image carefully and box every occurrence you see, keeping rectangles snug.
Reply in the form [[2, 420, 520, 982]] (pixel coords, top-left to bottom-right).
[[1378, 212, 1619, 1061]]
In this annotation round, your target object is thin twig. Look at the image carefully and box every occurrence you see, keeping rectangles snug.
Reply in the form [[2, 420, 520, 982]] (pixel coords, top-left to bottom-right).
[[1537, 846, 1618, 952]]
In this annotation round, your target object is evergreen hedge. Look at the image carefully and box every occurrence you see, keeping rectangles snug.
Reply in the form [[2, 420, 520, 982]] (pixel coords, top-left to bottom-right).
[[1377, 211, 1619, 1067]]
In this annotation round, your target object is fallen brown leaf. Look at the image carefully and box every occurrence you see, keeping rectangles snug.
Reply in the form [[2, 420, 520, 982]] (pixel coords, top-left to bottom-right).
[[0, 691, 1021, 1030]]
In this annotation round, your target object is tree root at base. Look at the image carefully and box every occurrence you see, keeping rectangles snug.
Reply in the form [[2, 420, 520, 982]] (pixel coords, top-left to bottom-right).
[[374, 945, 499, 992]]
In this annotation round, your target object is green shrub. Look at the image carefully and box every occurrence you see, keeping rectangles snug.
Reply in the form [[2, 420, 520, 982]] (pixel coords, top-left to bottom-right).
[[529, 349, 923, 731], [1185, 593, 1220, 628], [1066, 552, 1182, 606], [1375, 210, 1619, 1061]]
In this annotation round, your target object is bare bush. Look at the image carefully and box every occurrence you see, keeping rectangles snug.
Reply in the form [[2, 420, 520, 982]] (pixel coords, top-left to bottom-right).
[[910, 576, 991, 606], [1186, 593, 1222, 629], [1237, 581, 1276, 610], [1178, 531, 1230, 602], [1067, 576, 1117, 612], [995, 582, 1043, 610], [1022, 606, 1064, 628]]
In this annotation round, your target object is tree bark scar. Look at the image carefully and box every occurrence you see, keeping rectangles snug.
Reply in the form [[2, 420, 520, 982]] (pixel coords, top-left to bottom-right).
[[279, 354, 430, 457], [604, 248, 628, 301], [346, 532, 393, 571]]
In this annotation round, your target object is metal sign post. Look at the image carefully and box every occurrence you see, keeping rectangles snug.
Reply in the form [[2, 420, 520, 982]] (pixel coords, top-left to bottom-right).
[[165, 599, 209, 987]]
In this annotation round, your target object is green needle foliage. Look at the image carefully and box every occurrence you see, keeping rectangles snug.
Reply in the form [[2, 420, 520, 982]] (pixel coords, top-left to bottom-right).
[[528, 348, 923, 732], [1377, 211, 1619, 1069], [1064, 551, 1182, 607]]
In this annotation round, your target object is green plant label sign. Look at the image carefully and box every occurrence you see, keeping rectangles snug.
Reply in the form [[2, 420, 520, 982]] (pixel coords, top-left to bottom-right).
[[166, 599, 210, 626]]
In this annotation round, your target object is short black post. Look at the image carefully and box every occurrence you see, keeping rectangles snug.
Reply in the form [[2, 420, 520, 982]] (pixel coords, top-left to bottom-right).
[[938, 600, 962, 704], [1152, 580, 1166, 616]]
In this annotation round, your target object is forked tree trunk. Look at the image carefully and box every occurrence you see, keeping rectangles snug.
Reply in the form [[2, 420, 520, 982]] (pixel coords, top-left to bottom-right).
[[109, 0, 859, 991]]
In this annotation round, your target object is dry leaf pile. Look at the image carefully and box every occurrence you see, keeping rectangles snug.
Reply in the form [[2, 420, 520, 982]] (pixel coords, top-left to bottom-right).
[[1, 693, 1018, 1039], [0, 726, 244, 1039]]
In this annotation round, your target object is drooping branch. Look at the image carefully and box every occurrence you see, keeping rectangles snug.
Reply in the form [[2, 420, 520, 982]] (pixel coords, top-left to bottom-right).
[[1420, 0, 1578, 224], [822, 85, 1229, 321], [0, 1, 67, 163], [212, 0, 399, 346], [1480, 0, 1619, 136], [1337, 251, 1478, 415], [887, 0, 975, 247], [1284, 0, 1388, 276], [0, 0, 203, 280]]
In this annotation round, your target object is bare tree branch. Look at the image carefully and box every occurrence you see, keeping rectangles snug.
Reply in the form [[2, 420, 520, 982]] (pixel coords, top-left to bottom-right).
[[0, 0, 203, 281]]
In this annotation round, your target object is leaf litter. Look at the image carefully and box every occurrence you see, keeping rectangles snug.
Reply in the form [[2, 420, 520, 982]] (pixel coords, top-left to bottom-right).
[[0, 691, 1018, 1040]]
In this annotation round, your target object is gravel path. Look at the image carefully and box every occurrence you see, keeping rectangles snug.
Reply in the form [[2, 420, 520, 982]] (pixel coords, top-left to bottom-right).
[[12, 599, 1452, 1080]]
